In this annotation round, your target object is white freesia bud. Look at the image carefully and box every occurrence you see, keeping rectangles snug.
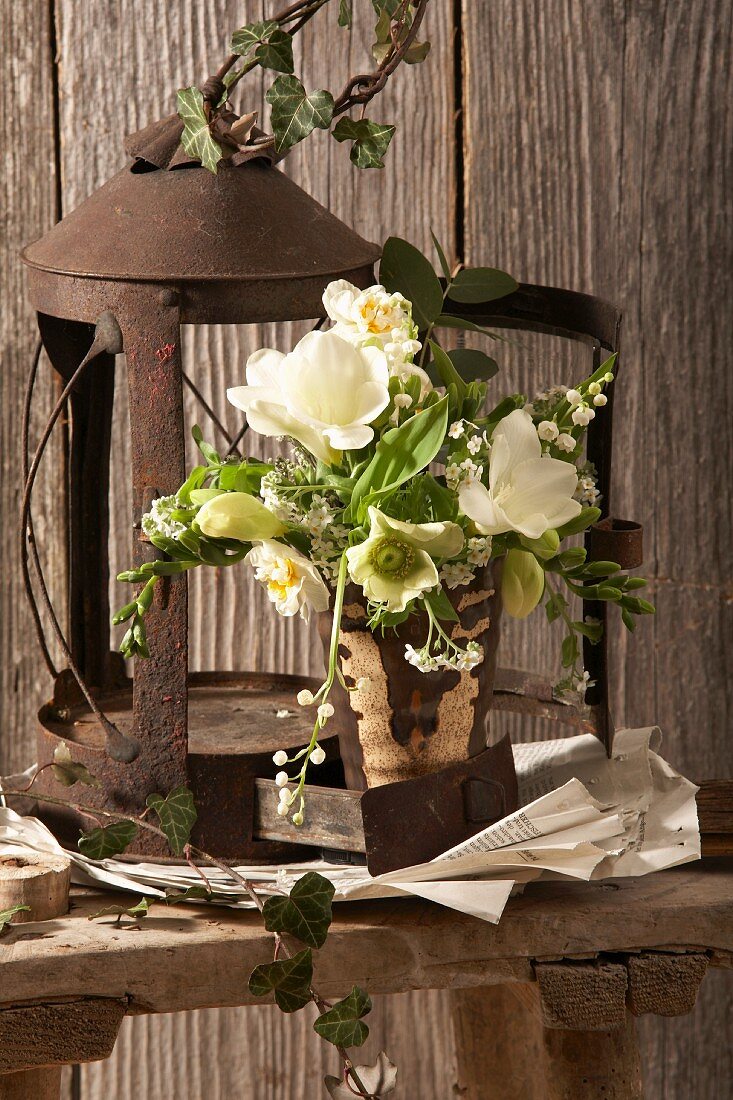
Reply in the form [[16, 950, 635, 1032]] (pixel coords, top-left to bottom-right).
[[275, 771, 289, 787], [310, 746, 326, 765], [566, 389, 582, 406], [317, 703, 334, 721], [196, 492, 286, 542], [272, 750, 288, 766], [297, 689, 315, 706], [502, 549, 546, 619]]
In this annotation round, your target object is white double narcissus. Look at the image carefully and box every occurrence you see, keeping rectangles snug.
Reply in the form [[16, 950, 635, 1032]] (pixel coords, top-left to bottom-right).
[[227, 330, 390, 464], [459, 409, 582, 539], [247, 541, 330, 623], [346, 506, 464, 612], [195, 491, 286, 541]]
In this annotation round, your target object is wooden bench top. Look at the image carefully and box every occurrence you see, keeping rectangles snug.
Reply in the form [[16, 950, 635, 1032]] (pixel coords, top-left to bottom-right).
[[1, 860, 731, 1016]]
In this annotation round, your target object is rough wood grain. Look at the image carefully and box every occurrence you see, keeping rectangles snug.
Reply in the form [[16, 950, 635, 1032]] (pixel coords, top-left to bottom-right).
[[0, 854, 70, 922], [451, 984, 545, 1100], [0, 1, 65, 779], [543, 1014, 643, 1100], [463, 2, 733, 1096], [2, 864, 733, 1015], [535, 960, 628, 1031], [626, 952, 709, 1018], [0, 999, 125, 1075]]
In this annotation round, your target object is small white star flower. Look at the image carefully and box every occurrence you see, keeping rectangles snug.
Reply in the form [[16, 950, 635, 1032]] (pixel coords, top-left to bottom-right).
[[467, 435, 483, 455], [439, 562, 476, 589], [448, 420, 465, 438], [467, 536, 492, 566]]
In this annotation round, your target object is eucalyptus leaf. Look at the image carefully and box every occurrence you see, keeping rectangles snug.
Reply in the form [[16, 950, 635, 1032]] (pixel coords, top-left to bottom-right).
[[332, 117, 395, 169], [429, 341, 466, 400], [0, 905, 30, 933], [314, 985, 372, 1047], [51, 741, 100, 788], [262, 871, 335, 949], [431, 229, 452, 281], [249, 947, 313, 1012], [436, 314, 500, 340], [266, 76, 334, 153], [348, 396, 449, 521], [448, 267, 518, 304], [404, 39, 431, 64], [448, 348, 499, 382], [380, 236, 443, 330], [146, 786, 197, 856], [78, 820, 139, 860], [176, 87, 223, 174]]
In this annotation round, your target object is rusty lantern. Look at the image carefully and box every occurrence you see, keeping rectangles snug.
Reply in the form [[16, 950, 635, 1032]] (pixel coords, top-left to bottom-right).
[[21, 122, 380, 861]]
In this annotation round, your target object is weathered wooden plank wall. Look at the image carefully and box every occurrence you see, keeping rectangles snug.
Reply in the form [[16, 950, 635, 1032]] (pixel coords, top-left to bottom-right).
[[1, 0, 731, 1097]]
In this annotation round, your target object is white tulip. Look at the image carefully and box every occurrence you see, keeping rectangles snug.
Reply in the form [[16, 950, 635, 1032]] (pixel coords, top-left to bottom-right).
[[247, 541, 330, 622], [346, 506, 464, 612], [458, 409, 581, 539], [196, 492, 286, 542], [227, 331, 390, 463]]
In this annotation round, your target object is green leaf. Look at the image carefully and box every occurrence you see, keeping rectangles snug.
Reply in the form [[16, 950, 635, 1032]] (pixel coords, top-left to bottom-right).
[[621, 607, 636, 632], [585, 561, 622, 577], [249, 947, 313, 1013], [348, 396, 449, 521], [332, 117, 396, 169], [424, 586, 459, 623], [372, 0, 401, 14], [572, 619, 604, 643], [380, 236, 444, 330], [448, 267, 518, 304], [78, 820, 139, 860], [405, 39, 431, 64], [0, 905, 30, 933], [262, 871, 335, 949], [230, 21, 294, 73], [176, 87, 223, 174], [266, 76, 334, 153], [51, 741, 101, 788], [164, 885, 212, 904], [191, 425, 221, 466], [338, 0, 353, 28], [561, 633, 580, 669], [146, 786, 197, 856], [431, 229, 452, 281], [448, 348, 499, 383], [88, 897, 152, 923], [436, 314, 500, 339], [428, 341, 466, 400], [314, 986, 372, 1047]]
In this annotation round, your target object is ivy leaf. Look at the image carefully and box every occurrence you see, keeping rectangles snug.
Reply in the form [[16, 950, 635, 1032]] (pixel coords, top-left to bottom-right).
[[88, 897, 152, 924], [332, 117, 396, 169], [405, 40, 431, 64], [0, 905, 30, 933], [78, 820, 139, 860], [372, 0, 401, 14], [338, 0, 353, 27], [314, 986, 372, 1047], [348, 396, 449, 521], [266, 76, 334, 153], [231, 21, 294, 74], [51, 741, 101, 788], [448, 348, 499, 383], [380, 236, 444, 330], [146, 786, 197, 856], [176, 87, 223, 174], [448, 267, 518, 304], [325, 1052, 398, 1098], [371, 8, 393, 64], [262, 871, 335, 949], [164, 885, 212, 904], [249, 947, 313, 1013]]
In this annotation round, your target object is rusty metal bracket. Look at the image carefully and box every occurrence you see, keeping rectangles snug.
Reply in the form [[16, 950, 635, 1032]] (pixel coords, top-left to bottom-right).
[[589, 517, 644, 570]]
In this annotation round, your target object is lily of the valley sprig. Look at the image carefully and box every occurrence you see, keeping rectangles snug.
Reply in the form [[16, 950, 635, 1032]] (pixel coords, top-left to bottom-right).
[[115, 235, 654, 825]]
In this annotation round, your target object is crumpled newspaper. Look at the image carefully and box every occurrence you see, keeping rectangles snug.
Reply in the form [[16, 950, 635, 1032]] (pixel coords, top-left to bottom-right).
[[0, 727, 699, 925]]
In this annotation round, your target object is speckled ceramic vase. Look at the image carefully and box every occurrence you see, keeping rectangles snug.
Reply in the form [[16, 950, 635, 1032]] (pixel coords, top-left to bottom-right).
[[319, 561, 509, 791]]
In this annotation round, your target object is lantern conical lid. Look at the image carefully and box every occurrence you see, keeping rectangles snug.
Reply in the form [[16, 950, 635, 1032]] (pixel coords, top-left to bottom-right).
[[22, 158, 379, 284]]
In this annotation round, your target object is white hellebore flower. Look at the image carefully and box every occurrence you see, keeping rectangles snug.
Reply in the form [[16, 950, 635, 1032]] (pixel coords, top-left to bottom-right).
[[247, 540, 330, 623], [196, 492, 286, 542], [227, 330, 390, 464], [345, 506, 464, 612], [459, 409, 581, 539]]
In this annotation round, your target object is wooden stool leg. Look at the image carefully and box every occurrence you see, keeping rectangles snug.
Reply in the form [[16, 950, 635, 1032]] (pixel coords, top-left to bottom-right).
[[543, 1012, 643, 1100], [0, 1067, 62, 1100], [451, 983, 546, 1100]]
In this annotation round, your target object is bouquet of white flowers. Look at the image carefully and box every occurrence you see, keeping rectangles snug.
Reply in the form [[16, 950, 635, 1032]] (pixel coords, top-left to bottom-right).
[[115, 236, 653, 822]]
